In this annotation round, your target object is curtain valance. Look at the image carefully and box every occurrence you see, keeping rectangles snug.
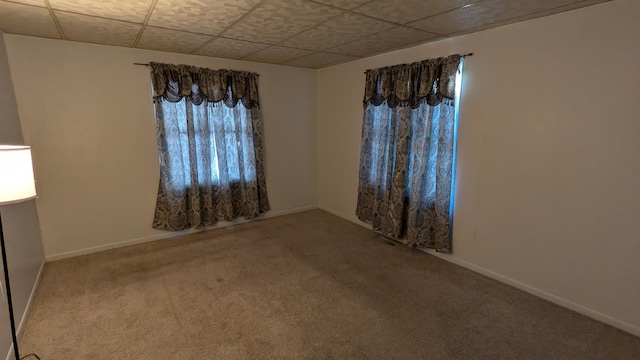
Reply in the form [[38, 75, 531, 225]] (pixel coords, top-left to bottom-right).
[[363, 54, 461, 108], [149, 62, 260, 109]]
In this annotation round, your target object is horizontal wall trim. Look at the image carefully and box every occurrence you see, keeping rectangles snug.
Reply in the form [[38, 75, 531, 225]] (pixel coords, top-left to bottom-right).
[[317, 205, 369, 229], [5, 259, 45, 360], [46, 202, 640, 337], [319, 205, 640, 338], [46, 205, 318, 261], [423, 249, 640, 338]]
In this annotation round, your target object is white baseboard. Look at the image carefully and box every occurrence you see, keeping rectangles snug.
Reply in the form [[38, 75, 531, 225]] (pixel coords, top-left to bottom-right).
[[46, 205, 319, 262], [318, 206, 640, 338], [422, 249, 640, 338], [263, 205, 318, 218], [45, 232, 178, 262], [43, 204, 640, 337], [317, 206, 370, 229], [16, 260, 45, 338], [5, 259, 45, 360]]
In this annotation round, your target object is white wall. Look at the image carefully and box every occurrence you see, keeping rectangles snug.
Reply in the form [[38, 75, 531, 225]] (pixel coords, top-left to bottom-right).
[[4, 36, 318, 259], [0, 32, 45, 358], [4, 0, 639, 339], [317, 0, 640, 335]]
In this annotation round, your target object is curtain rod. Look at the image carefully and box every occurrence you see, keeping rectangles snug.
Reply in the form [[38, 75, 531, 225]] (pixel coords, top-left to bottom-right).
[[133, 62, 260, 76], [134, 52, 473, 68], [362, 52, 473, 74]]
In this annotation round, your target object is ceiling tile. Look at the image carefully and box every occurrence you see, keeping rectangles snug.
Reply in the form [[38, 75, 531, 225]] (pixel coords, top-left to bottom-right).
[[326, 26, 440, 57], [448, 0, 611, 36], [242, 46, 314, 64], [194, 37, 269, 59], [149, 0, 261, 35], [0, 0, 611, 69], [408, 0, 582, 35], [56, 11, 141, 46], [137, 26, 212, 53], [282, 52, 358, 68], [8, 0, 45, 6], [311, 0, 370, 10], [49, 0, 153, 23], [280, 12, 395, 51], [222, 0, 343, 44], [354, 0, 479, 25], [0, 2, 60, 38]]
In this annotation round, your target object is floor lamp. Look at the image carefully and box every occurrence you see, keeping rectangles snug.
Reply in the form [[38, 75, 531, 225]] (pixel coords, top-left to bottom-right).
[[0, 145, 37, 360]]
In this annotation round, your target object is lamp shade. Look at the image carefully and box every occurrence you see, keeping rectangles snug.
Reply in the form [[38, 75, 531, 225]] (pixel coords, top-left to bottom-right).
[[0, 145, 37, 205]]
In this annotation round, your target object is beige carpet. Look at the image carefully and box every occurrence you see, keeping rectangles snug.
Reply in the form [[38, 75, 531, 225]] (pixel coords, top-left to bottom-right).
[[20, 210, 640, 359]]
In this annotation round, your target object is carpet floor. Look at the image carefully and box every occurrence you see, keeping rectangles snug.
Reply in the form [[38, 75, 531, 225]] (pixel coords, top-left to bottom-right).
[[20, 210, 640, 359]]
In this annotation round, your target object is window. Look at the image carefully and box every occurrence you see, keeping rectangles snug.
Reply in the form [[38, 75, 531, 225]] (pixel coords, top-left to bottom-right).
[[156, 98, 255, 187], [149, 62, 270, 231], [355, 55, 464, 253]]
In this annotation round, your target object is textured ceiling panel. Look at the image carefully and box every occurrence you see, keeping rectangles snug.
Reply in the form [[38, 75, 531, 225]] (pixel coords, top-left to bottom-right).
[[0, 2, 60, 38], [310, 0, 370, 10], [281, 12, 395, 50], [7, 0, 45, 6], [354, 0, 479, 25], [409, 0, 582, 35], [282, 52, 358, 68], [49, 0, 152, 23], [194, 37, 269, 59], [222, 0, 343, 44], [137, 26, 212, 53], [56, 11, 141, 46], [242, 46, 314, 64], [149, 0, 262, 35], [448, 0, 612, 36], [1, 0, 611, 68], [326, 26, 440, 57]]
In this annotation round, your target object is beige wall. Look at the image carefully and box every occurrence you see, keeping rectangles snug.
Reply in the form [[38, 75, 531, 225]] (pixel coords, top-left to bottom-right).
[[0, 32, 45, 358], [5, 36, 318, 259], [3, 0, 639, 339], [317, 0, 640, 335]]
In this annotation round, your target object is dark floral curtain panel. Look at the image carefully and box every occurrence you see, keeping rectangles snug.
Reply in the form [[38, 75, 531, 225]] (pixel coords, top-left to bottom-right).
[[149, 62, 269, 231], [356, 55, 462, 253]]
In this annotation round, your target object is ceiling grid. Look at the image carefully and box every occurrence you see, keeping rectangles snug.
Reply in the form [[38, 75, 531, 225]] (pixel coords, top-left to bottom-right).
[[0, 0, 611, 68]]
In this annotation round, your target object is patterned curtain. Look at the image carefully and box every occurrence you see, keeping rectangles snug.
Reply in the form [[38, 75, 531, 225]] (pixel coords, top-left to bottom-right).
[[356, 55, 462, 253], [149, 62, 270, 231]]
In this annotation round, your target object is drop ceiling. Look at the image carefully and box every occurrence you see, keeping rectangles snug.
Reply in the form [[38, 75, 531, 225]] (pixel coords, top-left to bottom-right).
[[0, 0, 610, 68]]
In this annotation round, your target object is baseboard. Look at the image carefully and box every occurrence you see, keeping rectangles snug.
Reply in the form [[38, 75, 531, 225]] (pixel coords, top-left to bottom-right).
[[44, 204, 640, 336], [317, 206, 370, 229], [45, 232, 177, 262], [45, 205, 319, 262], [5, 259, 45, 360], [423, 250, 640, 338], [317, 206, 640, 338], [264, 205, 318, 218], [16, 260, 45, 338]]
